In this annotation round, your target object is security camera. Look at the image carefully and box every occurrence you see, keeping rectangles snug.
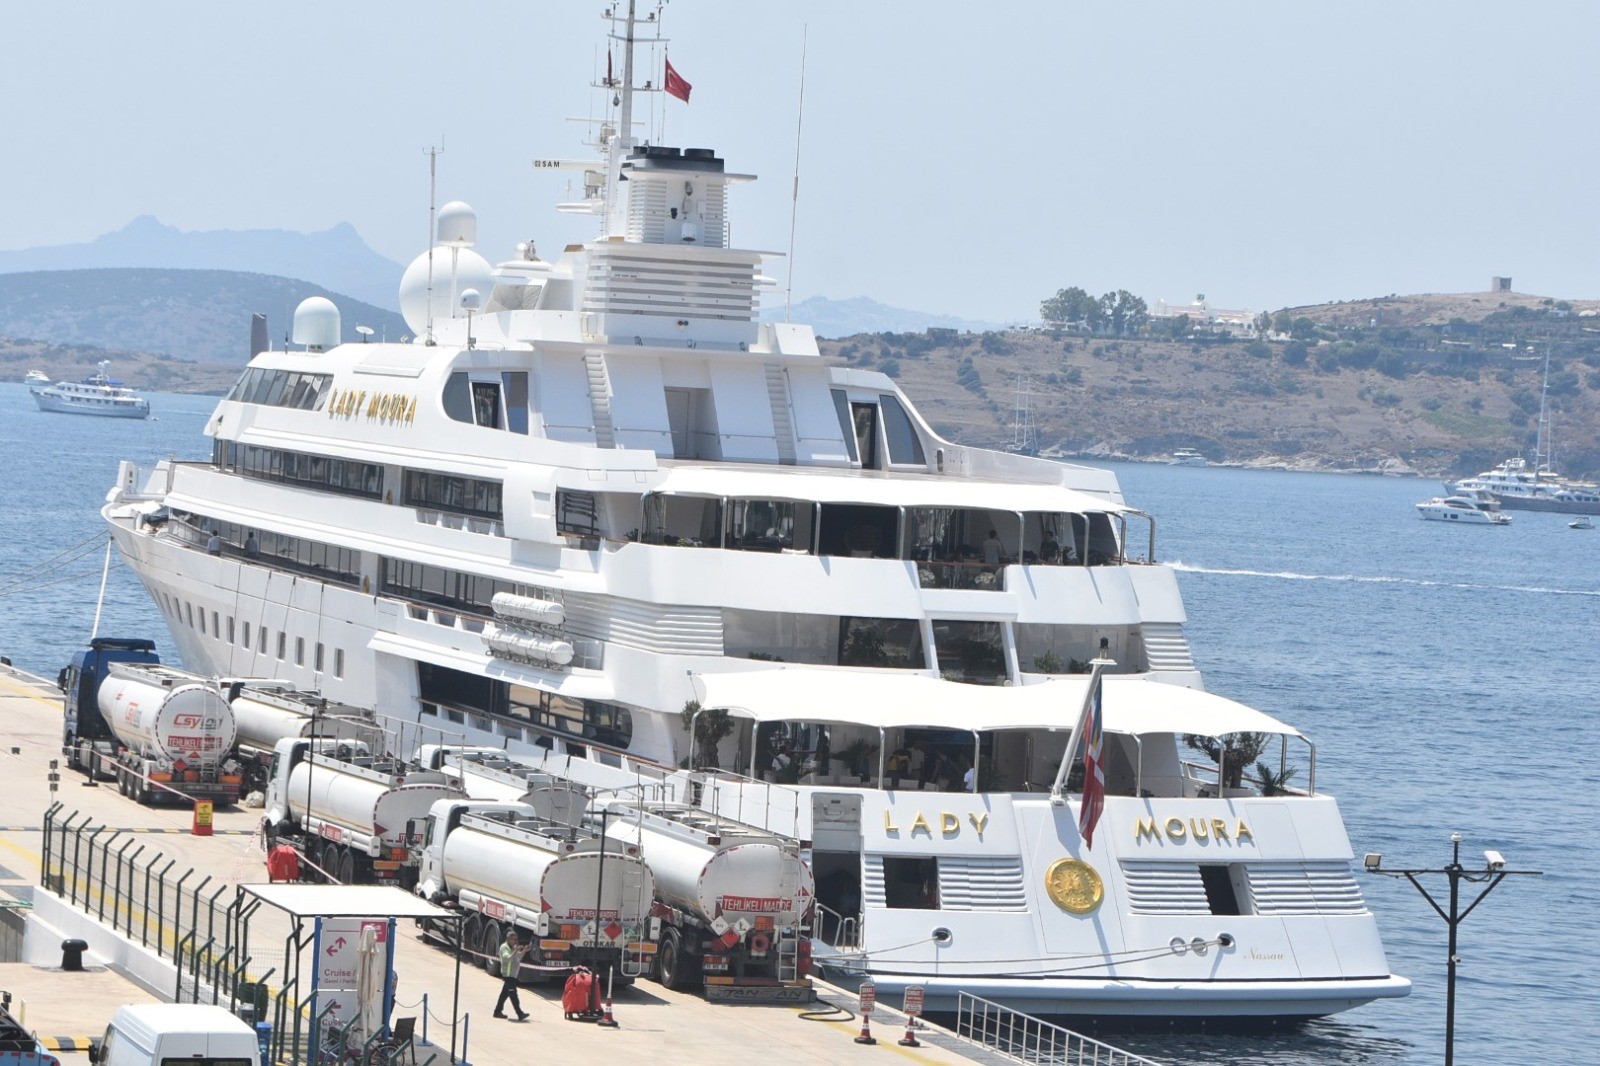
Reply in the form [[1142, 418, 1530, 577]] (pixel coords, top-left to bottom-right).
[[1484, 850, 1506, 870], [1363, 853, 1382, 871]]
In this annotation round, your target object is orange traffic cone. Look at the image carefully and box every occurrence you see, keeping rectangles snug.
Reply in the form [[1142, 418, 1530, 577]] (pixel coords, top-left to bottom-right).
[[597, 968, 619, 1028], [898, 1017, 921, 1048], [854, 1012, 876, 1045]]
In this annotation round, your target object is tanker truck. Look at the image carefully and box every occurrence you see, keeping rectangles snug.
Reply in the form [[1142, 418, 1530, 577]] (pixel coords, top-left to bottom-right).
[[413, 799, 657, 982], [263, 738, 464, 886], [226, 684, 385, 794], [60, 641, 241, 805], [598, 800, 815, 1003]]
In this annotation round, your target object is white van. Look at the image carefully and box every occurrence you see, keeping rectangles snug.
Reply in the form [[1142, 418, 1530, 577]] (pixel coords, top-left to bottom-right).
[[90, 1005, 259, 1066]]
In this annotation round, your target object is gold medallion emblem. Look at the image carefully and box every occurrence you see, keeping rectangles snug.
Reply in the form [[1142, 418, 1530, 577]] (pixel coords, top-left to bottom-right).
[[1044, 858, 1104, 914]]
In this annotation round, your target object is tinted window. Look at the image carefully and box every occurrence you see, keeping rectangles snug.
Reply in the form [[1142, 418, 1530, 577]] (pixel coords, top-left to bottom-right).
[[443, 372, 473, 423], [880, 395, 925, 465]]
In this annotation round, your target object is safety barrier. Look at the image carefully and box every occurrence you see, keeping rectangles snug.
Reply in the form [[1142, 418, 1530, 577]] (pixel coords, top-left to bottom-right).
[[40, 803, 271, 1018], [953, 992, 1162, 1066]]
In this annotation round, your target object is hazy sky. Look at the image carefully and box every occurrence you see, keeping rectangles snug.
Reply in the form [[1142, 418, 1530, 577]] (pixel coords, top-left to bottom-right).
[[4, 1, 1598, 322]]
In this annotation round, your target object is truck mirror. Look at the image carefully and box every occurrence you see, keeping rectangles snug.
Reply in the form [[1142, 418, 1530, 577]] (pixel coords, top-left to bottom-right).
[[86, 1043, 100, 1065], [405, 819, 418, 844], [57, 668, 69, 693]]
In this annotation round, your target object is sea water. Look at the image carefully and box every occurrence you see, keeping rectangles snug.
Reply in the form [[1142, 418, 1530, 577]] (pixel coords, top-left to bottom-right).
[[1, 382, 1595, 1063]]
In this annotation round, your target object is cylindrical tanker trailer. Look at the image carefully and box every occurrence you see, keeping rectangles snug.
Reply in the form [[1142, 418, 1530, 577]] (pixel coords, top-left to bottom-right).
[[414, 799, 657, 981], [599, 800, 815, 1003], [94, 663, 241, 805], [227, 685, 384, 793], [264, 738, 465, 886]]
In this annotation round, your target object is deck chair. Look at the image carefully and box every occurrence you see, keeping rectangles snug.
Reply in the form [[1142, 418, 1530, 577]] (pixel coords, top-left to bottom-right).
[[388, 1017, 417, 1066]]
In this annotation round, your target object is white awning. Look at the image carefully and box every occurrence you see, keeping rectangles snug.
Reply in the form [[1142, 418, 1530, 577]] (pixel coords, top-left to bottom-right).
[[692, 669, 1302, 739], [651, 464, 1125, 515]]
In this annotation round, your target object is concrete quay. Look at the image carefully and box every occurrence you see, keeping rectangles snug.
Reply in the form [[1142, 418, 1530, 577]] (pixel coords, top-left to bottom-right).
[[0, 665, 974, 1066]]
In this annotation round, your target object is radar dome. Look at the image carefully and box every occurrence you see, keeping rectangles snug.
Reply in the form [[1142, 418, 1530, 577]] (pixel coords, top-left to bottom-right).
[[437, 201, 477, 246], [291, 297, 341, 351], [398, 246, 495, 336]]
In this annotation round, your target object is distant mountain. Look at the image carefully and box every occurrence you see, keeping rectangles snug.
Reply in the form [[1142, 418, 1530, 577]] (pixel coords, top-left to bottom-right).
[[0, 217, 406, 311], [763, 295, 1004, 338], [0, 269, 409, 366]]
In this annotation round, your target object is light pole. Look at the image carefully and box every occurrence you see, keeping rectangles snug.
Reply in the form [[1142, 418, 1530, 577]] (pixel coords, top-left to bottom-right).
[[1363, 833, 1542, 1066]]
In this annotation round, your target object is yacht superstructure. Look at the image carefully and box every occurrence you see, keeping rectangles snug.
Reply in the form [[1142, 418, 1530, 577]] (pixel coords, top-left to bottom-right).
[[102, 2, 1406, 1021]]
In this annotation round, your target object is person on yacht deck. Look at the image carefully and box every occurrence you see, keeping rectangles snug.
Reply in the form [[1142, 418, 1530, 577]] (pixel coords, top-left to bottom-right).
[[982, 529, 1004, 566]]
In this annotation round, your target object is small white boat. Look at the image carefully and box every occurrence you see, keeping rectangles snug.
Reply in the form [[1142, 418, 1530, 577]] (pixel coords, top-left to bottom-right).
[[1170, 448, 1207, 467], [24, 369, 50, 387], [1571, 516, 1594, 530], [1416, 490, 1511, 525], [30, 361, 150, 419]]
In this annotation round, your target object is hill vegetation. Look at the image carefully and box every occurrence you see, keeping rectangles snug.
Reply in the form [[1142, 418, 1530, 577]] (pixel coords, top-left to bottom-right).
[[824, 291, 1600, 479]]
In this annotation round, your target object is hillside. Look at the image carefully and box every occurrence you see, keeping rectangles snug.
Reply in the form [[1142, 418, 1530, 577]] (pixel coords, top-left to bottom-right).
[[822, 293, 1600, 479], [0, 269, 408, 366]]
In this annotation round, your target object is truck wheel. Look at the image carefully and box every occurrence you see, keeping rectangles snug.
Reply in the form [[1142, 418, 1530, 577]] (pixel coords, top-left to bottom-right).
[[337, 849, 355, 885], [657, 928, 697, 991], [481, 921, 502, 976], [483, 921, 504, 975]]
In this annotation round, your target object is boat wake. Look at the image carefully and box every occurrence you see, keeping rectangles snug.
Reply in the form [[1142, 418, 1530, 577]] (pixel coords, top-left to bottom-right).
[[1168, 561, 1600, 598]]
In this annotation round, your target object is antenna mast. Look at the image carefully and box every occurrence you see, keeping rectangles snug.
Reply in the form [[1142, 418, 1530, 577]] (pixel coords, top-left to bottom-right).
[[785, 27, 809, 323], [424, 142, 443, 346]]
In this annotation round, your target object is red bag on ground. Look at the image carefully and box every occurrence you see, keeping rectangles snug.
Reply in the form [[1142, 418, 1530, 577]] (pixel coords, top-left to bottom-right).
[[562, 967, 598, 1019], [267, 844, 301, 883]]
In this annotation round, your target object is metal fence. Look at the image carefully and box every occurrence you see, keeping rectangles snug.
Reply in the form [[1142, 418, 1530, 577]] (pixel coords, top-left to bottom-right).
[[41, 804, 271, 1008], [39, 804, 432, 1066], [954, 992, 1164, 1066]]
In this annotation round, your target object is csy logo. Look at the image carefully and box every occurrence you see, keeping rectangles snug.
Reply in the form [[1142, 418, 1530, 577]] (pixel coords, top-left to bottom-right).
[[173, 714, 204, 729]]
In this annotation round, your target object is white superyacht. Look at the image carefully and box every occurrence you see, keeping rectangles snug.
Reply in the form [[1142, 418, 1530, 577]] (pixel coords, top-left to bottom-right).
[[103, 2, 1407, 1021]]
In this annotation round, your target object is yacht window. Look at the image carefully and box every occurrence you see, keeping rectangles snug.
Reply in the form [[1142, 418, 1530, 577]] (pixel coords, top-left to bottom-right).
[[839, 617, 925, 669], [724, 609, 836, 665], [227, 617, 235, 644], [246, 370, 277, 405], [502, 372, 529, 434], [556, 490, 600, 537], [242, 621, 251, 649], [879, 395, 925, 465], [227, 368, 256, 401], [185, 603, 193, 628], [932, 620, 1007, 685], [295, 637, 305, 667], [276, 632, 286, 661], [829, 390, 859, 464], [403, 471, 504, 521], [727, 499, 813, 553], [472, 381, 502, 428], [443, 372, 473, 423], [850, 403, 880, 469], [642, 494, 722, 547], [258, 627, 267, 654], [334, 649, 345, 678], [882, 857, 940, 910], [262, 371, 289, 407], [818, 503, 897, 558]]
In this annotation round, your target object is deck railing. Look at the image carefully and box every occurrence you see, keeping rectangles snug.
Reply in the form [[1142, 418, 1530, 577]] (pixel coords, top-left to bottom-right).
[[954, 992, 1163, 1066]]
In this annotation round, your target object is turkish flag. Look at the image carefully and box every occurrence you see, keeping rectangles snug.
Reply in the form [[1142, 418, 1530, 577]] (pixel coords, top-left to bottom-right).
[[665, 57, 692, 103]]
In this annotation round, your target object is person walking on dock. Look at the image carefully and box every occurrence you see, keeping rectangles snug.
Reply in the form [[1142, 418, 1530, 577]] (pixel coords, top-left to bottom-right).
[[494, 929, 530, 1021]]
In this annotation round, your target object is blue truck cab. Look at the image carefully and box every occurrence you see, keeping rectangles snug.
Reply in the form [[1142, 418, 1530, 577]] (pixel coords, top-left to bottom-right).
[[59, 637, 159, 775]]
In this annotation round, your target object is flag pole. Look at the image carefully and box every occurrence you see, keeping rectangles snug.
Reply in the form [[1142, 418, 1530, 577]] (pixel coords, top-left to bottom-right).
[[1049, 641, 1114, 806]]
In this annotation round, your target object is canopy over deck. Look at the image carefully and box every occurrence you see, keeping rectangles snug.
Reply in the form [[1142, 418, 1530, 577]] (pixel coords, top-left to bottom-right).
[[692, 669, 1303, 739]]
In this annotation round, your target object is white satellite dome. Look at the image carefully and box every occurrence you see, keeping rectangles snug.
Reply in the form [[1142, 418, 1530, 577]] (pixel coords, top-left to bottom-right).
[[437, 201, 477, 246], [291, 297, 341, 351], [398, 245, 495, 336]]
